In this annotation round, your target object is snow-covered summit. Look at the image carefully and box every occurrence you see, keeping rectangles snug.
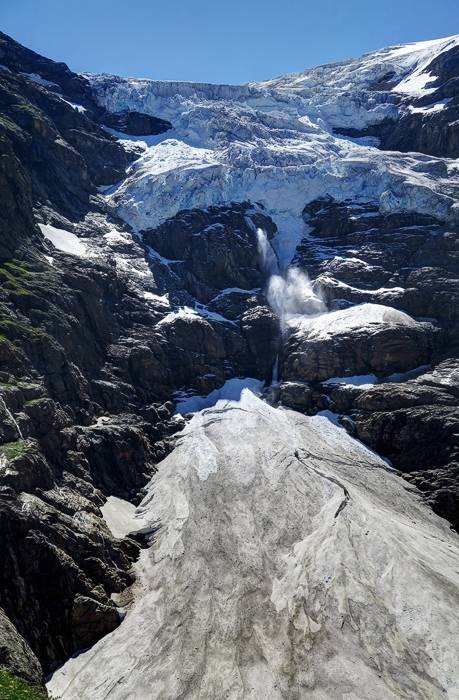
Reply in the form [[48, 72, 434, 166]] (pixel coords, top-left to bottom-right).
[[254, 35, 459, 95]]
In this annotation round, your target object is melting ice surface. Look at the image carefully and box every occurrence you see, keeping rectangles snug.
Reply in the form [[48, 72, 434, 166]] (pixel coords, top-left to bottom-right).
[[174, 377, 264, 414], [47, 389, 459, 700]]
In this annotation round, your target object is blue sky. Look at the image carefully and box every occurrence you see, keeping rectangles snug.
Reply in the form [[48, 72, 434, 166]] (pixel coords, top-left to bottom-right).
[[1, 0, 459, 84]]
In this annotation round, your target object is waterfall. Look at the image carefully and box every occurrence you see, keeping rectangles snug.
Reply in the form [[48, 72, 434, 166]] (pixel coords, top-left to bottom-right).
[[257, 227, 326, 391], [257, 227, 325, 328], [267, 267, 326, 323], [271, 354, 279, 384], [0, 395, 23, 440], [256, 227, 279, 277]]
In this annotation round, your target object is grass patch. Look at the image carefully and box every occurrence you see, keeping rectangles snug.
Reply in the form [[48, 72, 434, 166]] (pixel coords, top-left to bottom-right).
[[0, 440, 34, 461], [0, 114, 26, 139], [0, 320, 48, 340], [24, 398, 43, 407], [0, 669, 56, 699], [0, 383, 19, 392], [3, 263, 31, 277], [0, 263, 33, 297]]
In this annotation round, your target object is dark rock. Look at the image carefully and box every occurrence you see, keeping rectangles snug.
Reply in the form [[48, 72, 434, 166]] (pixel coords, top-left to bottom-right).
[[0, 607, 42, 684], [101, 110, 172, 136], [240, 305, 281, 382], [0, 31, 97, 111], [351, 359, 459, 530], [283, 316, 441, 383], [71, 595, 120, 651], [279, 381, 316, 413], [143, 202, 275, 303]]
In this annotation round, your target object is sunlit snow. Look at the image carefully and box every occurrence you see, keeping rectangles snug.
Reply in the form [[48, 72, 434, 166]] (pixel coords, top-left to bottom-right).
[[39, 224, 87, 257]]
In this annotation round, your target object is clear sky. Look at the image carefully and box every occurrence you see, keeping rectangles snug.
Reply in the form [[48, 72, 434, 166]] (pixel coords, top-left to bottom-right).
[[1, 0, 459, 84]]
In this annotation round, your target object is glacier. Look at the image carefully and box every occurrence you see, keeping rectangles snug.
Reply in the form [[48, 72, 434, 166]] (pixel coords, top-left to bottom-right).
[[85, 36, 459, 266], [48, 389, 459, 699]]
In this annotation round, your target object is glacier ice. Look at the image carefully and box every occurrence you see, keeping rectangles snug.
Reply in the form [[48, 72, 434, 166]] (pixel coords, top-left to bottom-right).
[[48, 391, 459, 699], [85, 37, 459, 264]]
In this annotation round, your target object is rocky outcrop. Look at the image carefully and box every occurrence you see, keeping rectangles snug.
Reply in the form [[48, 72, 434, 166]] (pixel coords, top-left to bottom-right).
[[143, 203, 276, 303], [101, 109, 172, 136], [352, 359, 459, 529], [0, 608, 42, 684], [0, 31, 97, 111], [283, 305, 441, 382]]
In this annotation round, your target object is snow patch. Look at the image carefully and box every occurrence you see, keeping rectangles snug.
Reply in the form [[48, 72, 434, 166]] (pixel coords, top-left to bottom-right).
[[101, 496, 147, 539], [60, 98, 87, 113], [20, 72, 59, 89], [289, 303, 416, 338], [408, 98, 452, 114], [38, 224, 87, 257], [174, 377, 264, 415], [143, 291, 170, 305], [322, 374, 378, 388]]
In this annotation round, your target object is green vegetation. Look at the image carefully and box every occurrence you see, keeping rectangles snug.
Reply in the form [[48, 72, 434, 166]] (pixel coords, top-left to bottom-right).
[[0, 669, 56, 699], [0, 440, 35, 461], [0, 114, 25, 139], [0, 263, 55, 306], [0, 265, 32, 297], [0, 319, 48, 340], [24, 399, 42, 407], [0, 383, 17, 391], [0, 335, 20, 358], [2, 263, 32, 278], [12, 102, 44, 119]]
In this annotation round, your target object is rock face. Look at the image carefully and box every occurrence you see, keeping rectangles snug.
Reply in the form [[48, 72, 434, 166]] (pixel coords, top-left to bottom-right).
[[100, 109, 172, 136], [352, 359, 459, 530], [143, 203, 275, 303], [48, 393, 459, 700], [283, 304, 440, 382], [0, 608, 41, 684]]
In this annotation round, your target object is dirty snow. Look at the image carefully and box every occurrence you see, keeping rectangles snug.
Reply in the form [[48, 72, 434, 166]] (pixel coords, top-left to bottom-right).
[[48, 391, 459, 700]]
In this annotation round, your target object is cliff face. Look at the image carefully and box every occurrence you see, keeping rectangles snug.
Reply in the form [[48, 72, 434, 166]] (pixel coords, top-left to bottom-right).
[[0, 31, 457, 697]]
